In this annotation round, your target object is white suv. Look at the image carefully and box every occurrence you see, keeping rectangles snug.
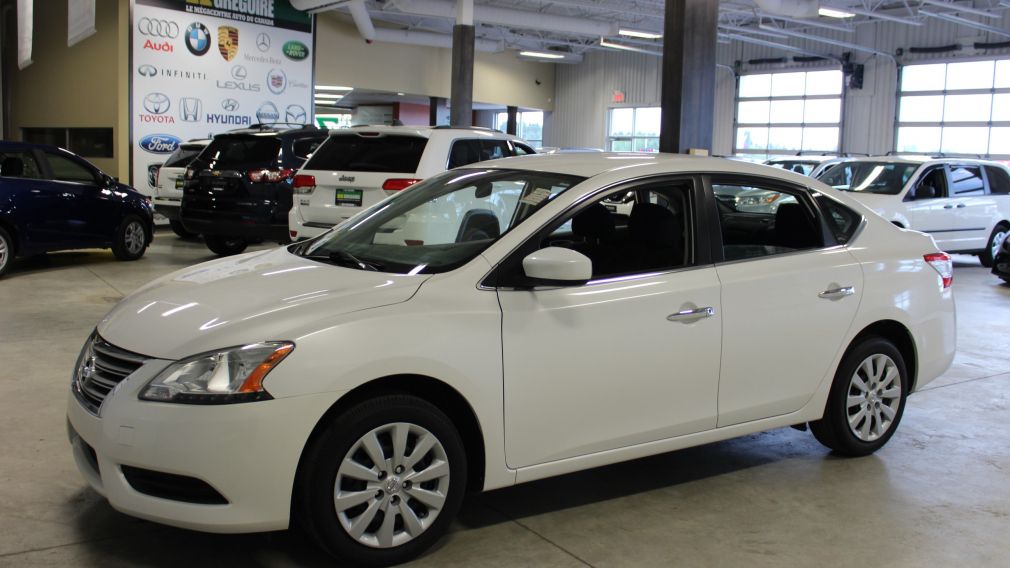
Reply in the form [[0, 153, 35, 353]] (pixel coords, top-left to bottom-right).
[[152, 139, 209, 238], [289, 126, 534, 240], [818, 157, 1010, 265]]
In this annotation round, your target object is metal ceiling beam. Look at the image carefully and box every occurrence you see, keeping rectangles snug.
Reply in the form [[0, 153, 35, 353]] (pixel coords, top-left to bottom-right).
[[719, 24, 791, 39], [759, 23, 895, 58], [718, 32, 838, 60], [918, 0, 1002, 18], [756, 12, 856, 33], [840, 6, 925, 25], [920, 9, 1010, 37]]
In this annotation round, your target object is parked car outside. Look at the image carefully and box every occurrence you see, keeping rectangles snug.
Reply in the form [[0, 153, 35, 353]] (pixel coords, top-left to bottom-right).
[[289, 126, 535, 240], [153, 139, 209, 238], [180, 125, 327, 256], [67, 154, 955, 565], [0, 142, 153, 277], [818, 157, 1010, 266]]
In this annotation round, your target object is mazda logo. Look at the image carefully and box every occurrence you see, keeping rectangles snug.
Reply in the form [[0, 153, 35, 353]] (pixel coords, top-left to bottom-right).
[[231, 65, 248, 80], [256, 32, 271, 52], [222, 98, 239, 112], [286, 104, 307, 124], [138, 64, 157, 77], [138, 17, 179, 38], [143, 92, 171, 114]]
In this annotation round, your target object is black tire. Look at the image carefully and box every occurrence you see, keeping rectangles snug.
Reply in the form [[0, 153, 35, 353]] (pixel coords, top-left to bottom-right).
[[111, 215, 148, 261], [809, 336, 909, 457], [169, 220, 198, 239], [0, 226, 13, 278], [298, 395, 467, 567], [204, 235, 248, 256], [979, 223, 1009, 268]]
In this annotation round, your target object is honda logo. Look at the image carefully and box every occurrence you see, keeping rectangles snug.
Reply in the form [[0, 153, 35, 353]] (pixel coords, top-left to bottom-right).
[[143, 92, 171, 115], [180, 98, 203, 122]]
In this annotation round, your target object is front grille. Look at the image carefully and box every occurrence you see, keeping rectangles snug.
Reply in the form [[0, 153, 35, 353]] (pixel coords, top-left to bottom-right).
[[121, 466, 229, 505], [73, 334, 149, 415]]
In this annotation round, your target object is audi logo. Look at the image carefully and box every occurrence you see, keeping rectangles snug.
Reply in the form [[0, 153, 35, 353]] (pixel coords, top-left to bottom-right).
[[137, 18, 179, 38]]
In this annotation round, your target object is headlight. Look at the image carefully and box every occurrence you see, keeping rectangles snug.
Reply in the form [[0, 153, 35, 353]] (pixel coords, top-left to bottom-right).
[[139, 342, 293, 404]]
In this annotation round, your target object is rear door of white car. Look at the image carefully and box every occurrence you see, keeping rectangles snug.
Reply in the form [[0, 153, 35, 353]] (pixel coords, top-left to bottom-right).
[[495, 176, 722, 469], [709, 176, 863, 427]]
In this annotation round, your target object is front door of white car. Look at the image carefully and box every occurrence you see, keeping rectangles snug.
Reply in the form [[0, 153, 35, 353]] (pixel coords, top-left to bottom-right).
[[906, 165, 991, 251]]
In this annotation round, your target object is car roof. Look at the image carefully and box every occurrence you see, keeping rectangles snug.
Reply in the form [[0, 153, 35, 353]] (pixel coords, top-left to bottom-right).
[[326, 125, 519, 140], [766, 155, 838, 164], [218, 125, 323, 137]]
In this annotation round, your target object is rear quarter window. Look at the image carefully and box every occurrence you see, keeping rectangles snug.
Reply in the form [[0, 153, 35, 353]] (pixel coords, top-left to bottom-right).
[[304, 134, 428, 173], [815, 194, 862, 245], [985, 166, 1010, 195]]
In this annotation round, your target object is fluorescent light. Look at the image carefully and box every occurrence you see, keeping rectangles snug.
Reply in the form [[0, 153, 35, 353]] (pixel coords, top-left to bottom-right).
[[315, 85, 353, 91], [599, 38, 655, 54], [519, 50, 565, 59], [818, 7, 855, 18], [315, 100, 341, 106], [313, 93, 347, 99], [619, 28, 662, 39], [397, 92, 405, 96]]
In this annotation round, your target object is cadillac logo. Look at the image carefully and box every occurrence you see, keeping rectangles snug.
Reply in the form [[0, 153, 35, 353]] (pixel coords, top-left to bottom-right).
[[218, 26, 239, 61], [266, 68, 287, 95]]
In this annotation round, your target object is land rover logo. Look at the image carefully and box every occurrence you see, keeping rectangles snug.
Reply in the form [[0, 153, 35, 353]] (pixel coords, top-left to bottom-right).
[[143, 92, 171, 114], [266, 68, 287, 95], [282, 40, 309, 61], [285, 104, 307, 124], [185, 22, 211, 56], [221, 98, 239, 112], [256, 102, 279, 123], [138, 64, 157, 77], [256, 32, 271, 52], [139, 134, 182, 154]]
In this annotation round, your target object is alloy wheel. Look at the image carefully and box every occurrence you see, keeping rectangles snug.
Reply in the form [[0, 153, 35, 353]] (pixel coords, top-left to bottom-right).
[[846, 354, 902, 442], [124, 221, 146, 255], [333, 422, 451, 549], [991, 229, 1007, 261], [0, 234, 8, 272]]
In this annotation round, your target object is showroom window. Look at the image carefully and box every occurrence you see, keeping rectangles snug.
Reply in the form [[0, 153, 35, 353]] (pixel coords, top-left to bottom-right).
[[734, 70, 843, 158], [493, 111, 544, 147], [607, 107, 660, 152], [895, 58, 1010, 158]]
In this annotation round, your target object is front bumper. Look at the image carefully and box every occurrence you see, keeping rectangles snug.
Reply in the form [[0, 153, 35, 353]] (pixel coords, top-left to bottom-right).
[[66, 359, 341, 533]]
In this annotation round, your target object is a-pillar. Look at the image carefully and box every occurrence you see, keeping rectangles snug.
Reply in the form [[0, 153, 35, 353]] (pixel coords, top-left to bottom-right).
[[658, 0, 719, 154], [449, 0, 475, 127]]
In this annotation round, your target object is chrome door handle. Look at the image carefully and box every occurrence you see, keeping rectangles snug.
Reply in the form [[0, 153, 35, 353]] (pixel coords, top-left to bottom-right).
[[943, 204, 954, 209], [667, 307, 715, 323], [818, 286, 854, 300], [956, 203, 966, 208]]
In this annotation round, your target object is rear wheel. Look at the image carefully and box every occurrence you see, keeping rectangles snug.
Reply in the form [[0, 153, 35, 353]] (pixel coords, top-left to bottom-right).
[[0, 227, 13, 277], [979, 223, 1008, 268], [809, 337, 908, 456], [112, 216, 148, 261], [204, 235, 247, 256], [169, 220, 198, 239]]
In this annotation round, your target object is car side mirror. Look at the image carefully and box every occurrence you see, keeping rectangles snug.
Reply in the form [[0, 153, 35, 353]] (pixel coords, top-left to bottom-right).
[[915, 184, 936, 199], [101, 173, 116, 187], [522, 247, 592, 286]]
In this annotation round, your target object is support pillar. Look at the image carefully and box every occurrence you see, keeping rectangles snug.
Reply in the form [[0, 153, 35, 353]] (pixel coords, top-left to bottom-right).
[[506, 105, 518, 135], [449, 0, 474, 127], [659, 0, 719, 154], [429, 96, 441, 126]]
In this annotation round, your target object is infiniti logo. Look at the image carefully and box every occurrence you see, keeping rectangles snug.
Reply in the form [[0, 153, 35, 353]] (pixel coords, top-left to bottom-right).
[[256, 32, 270, 52], [138, 18, 179, 38], [143, 92, 171, 114], [221, 98, 239, 112], [138, 64, 157, 77], [231, 65, 248, 80]]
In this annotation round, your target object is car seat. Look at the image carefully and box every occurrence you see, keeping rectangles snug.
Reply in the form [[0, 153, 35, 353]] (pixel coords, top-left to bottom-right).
[[456, 209, 500, 242], [772, 203, 820, 249], [626, 202, 684, 271], [1, 157, 24, 177]]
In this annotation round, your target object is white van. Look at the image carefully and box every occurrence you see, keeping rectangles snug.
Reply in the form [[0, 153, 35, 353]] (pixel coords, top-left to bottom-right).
[[152, 139, 209, 238]]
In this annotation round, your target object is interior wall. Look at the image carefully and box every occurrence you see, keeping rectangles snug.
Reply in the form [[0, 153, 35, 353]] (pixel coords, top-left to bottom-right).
[[315, 13, 555, 111]]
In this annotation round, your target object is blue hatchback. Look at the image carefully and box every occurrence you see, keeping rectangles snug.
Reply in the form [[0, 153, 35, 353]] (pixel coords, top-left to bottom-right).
[[0, 142, 154, 277]]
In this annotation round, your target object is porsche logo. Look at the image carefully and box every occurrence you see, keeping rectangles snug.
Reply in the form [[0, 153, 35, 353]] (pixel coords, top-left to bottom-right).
[[217, 26, 239, 61]]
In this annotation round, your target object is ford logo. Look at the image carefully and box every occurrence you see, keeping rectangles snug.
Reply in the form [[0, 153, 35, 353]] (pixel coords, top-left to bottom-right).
[[139, 134, 182, 154]]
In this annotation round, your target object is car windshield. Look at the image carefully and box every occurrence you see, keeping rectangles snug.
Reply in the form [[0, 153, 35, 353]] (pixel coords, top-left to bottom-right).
[[817, 161, 918, 195], [290, 168, 584, 274]]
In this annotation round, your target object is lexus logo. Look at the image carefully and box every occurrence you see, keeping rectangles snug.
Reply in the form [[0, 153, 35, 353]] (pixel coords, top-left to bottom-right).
[[138, 64, 157, 77], [138, 17, 179, 38], [143, 92, 171, 115], [285, 104, 307, 124], [180, 98, 203, 122], [256, 32, 271, 52], [221, 98, 239, 112], [231, 65, 248, 80]]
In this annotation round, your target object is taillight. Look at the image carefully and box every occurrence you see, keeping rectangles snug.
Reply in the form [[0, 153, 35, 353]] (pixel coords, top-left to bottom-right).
[[292, 174, 316, 194], [184, 168, 194, 180], [247, 168, 294, 183], [924, 252, 953, 289], [290, 230, 297, 238], [382, 178, 422, 191]]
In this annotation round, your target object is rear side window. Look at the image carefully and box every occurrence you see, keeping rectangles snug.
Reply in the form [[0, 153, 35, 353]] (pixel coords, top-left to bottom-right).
[[46, 153, 97, 183], [985, 166, 1010, 195], [304, 134, 427, 173], [202, 136, 282, 169], [163, 145, 204, 168], [448, 139, 514, 168], [713, 179, 823, 261], [815, 194, 862, 245], [948, 165, 984, 196], [0, 150, 43, 179]]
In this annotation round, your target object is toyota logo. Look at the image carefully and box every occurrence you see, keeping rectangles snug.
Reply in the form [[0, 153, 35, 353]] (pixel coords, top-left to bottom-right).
[[138, 17, 179, 38], [231, 65, 248, 80], [286, 104, 307, 124], [138, 64, 157, 77], [143, 92, 171, 115], [221, 98, 239, 112], [256, 32, 271, 52]]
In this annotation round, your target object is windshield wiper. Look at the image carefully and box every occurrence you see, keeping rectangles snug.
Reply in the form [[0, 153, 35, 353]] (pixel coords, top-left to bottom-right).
[[304, 250, 383, 271]]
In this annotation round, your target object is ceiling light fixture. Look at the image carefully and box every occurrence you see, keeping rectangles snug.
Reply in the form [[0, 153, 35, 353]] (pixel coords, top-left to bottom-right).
[[599, 38, 655, 54], [314, 85, 353, 91], [618, 28, 662, 39], [519, 50, 565, 59], [818, 7, 855, 18], [313, 93, 348, 99]]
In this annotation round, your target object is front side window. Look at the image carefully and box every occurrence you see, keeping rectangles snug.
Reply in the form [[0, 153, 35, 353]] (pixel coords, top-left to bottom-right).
[[292, 169, 583, 274], [713, 179, 823, 261], [818, 161, 919, 195], [46, 153, 97, 184], [0, 150, 43, 179]]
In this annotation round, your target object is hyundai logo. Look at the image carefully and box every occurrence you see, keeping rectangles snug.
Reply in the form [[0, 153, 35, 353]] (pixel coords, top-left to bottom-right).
[[256, 32, 271, 52], [285, 104, 307, 124], [139, 134, 182, 154], [185, 22, 211, 56], [231, 65, 248, 80], [266, 68, 287, 95], [222, 98, 239, 112], [143, 92, 171, 114], [256, 102, 279, 123], [138, 64, 157, 77], [180, 98, 203, 122], [138, 18, 179, 38]]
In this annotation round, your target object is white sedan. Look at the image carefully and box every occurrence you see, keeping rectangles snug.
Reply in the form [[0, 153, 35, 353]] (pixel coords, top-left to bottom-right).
[[67, 153, 955, 566]]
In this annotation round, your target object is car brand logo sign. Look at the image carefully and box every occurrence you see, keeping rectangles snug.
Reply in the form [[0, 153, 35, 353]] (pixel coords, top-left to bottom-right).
[[222, 98, 239, 112], [143, 39, 173, 53], [180, 98, 203, 122], [285, 104, 307, 124], [147, 163, 162, 188], [138, 18, 179, 38], [256, 32, 271, 52], [231, 65, 247, 80], [339, 175, 355, 182], [143, 92, 171, 114], [282, 40, 309, 61], [256, 102, 279, 123], [185, 22, 211, 56], [266, 68, 287, 94], [138, 64, 157, 77], [139, 134, 182, 154], [217, 26, 239, 61]]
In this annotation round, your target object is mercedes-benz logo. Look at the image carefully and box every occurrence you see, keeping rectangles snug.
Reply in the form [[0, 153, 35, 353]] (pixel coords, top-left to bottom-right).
[[138, 17, 179, 38], [256, 32, 270, 52], [231, 65, 248, 80], [222, 98, 239, 112], [138, 64, 157, 77], [143, 92, 171, 114]]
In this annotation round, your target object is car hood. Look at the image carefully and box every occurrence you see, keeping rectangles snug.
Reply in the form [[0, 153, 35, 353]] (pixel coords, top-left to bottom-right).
[[97, 247, 428, 360]]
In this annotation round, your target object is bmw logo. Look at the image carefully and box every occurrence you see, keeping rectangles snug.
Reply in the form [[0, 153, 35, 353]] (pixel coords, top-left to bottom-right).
[[185, 22, 211, 56]]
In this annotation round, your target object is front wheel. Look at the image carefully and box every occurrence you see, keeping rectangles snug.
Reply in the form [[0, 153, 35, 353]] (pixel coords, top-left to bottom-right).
[[979, 223, 1008, 268], [298, 395, 467, 567], [112, 216, 148, 261], [0, 226, 13, 277], [809, 337, 908, 456], [204, 235, 247, 256]]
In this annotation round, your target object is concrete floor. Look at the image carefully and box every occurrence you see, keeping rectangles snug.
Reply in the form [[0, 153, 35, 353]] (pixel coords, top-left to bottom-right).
[[1, 231, 1008, 567]]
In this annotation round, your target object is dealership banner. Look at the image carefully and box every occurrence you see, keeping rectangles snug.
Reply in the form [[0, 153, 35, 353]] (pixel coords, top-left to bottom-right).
[[131, 0, 313, 193]]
